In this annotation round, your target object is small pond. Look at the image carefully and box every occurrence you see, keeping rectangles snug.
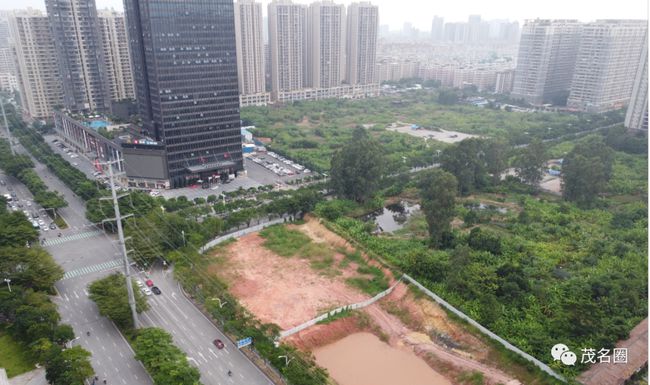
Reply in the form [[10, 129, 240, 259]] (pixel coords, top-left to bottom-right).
[[366, 201, 420, 233]]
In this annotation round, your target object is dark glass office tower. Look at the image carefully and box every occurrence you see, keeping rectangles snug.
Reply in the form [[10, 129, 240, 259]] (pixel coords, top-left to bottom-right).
[[45, 0, 110, 112], [124, 0, 243, 188]]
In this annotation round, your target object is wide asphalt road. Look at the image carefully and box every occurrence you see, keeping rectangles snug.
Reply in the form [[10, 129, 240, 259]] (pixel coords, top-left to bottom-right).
[[1, 165, 153, 385], [137, 268, 274, 385], [9, 133, 276, 385]]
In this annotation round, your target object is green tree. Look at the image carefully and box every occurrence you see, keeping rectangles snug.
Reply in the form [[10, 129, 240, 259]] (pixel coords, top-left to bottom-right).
[[418, 169, 457, 247], [330, 127, 384, 203], [562, 136, 614, 206], [134, 328, 201, 385], [515, 138, 546, 187], [88, 273, 149, 330], [0, 247, 64, 291], [437, 89, 458, 105], [483, 139, 508, 185], [45, 346, 94, 385], [440, 138, 489, 195], [0, 212, 38, 247]]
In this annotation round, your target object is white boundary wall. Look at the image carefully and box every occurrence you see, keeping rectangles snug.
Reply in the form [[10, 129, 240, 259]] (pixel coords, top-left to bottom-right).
[[402, 274, 566, 382], [278, 278, 402, 339]]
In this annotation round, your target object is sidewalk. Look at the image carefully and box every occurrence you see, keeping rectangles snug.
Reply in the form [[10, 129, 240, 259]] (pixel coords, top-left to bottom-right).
[[8, 368, 46, 385]]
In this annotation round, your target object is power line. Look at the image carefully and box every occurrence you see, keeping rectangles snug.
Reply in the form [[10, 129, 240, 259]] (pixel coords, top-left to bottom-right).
[[100, 159, 139, 329]]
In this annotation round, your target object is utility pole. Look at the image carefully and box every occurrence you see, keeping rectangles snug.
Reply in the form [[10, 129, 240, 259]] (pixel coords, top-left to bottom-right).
[[102, 160, 138, 328]]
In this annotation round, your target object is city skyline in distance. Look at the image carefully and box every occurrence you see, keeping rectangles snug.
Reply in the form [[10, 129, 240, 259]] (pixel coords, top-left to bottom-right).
[[4, 0, 647, 31]]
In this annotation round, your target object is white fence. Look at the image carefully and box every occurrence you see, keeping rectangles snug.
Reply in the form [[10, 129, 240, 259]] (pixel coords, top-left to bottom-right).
[[402, 274, 566, 382], [199, 216, 287, 254], [278, 278, 403, 339]]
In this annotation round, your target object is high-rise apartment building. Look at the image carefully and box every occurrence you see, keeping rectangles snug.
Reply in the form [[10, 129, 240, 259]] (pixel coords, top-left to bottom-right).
[[9, 9, 63, 120], [567, 20, 647, 113], [511, 19, 582, 105], [234, 0, 266, 96], [431, 16, 444, 41], [307, 1, 346, 88], [45, 0, 110, 112], [0, 13, 17, 92], [346, 2, 378, 85], [625, 31, 648, 131], [97, 9, 135, 102], [124, 0, 243, 188], [268, 0, 307, 96]]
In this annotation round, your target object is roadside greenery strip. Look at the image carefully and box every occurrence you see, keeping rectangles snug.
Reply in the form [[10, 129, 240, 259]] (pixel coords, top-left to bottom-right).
[[87, 273, 202, 385], [4, 104, 103, 201], [0, 197, 94, 383], [133, 328, 202, 385], [0, 139, 67, 212], [173, 252, 329, 385]]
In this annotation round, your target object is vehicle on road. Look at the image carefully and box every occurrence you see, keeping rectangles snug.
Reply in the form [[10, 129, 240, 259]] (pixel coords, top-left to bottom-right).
[[213, 339, 224, 349], [141, 287, 152, 296], [151, 286, 161, 295], [0, 180, 4, 186], [49, 223, 56, 230], [145, 279, 154, 287]]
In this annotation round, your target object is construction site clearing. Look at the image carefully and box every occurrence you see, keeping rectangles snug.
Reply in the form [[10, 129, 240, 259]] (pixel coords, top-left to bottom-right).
[[207, 216, 527, 385]]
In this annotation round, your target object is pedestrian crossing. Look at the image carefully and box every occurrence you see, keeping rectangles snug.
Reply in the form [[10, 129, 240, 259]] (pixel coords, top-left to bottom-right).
[[43, 230, 104, 247], [62, 259, 122, 280]]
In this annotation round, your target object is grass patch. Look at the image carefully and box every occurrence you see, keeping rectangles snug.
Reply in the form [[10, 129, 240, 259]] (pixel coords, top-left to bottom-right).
[[346, 275, 389, 296], [0, 332, 36, 377], [316, 308, 353, 325], [259, 225, 311, 257], [52, 214, 67, 229], [310, 255, 335, 270], [457, 371, 485, 385]]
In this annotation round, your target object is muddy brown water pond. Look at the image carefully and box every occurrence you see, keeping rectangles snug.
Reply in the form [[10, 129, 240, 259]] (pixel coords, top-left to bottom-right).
[[314, 332, 451, 385]]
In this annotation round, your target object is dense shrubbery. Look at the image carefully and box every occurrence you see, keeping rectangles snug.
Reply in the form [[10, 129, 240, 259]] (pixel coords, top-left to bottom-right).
[[0, 139, 67, 211], [241, 91, 623, 173], [133, 328, 201, 385], [0, 201, 93, 383], [5, 106, 103, 201], [172, 249, 329, 385], [88, 273, 149, 330], [328, 192, 647, 377]]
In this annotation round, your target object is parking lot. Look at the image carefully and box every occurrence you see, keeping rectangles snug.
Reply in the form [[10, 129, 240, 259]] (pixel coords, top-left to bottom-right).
[[45, 133, 317, 200]]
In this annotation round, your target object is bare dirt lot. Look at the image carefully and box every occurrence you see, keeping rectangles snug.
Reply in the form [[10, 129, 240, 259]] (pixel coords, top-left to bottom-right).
[[208, 230, 368, 329], [208, 217, 521, 385]]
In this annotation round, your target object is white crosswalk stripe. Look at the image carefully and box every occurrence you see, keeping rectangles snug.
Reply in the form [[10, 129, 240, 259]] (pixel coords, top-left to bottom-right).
[[43, 230, 104, 247], [62, 259, 123, 280]]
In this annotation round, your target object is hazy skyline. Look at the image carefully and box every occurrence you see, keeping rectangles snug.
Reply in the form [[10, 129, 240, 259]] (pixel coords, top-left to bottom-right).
[[2, 0, 647, 31]]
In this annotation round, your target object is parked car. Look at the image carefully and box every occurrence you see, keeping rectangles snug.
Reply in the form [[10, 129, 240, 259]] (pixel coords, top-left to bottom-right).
[[49, 223, 56, 230], [141, 288, 152, 296], [145, 279, 154, 287], [136, 280, 144, 288], [151, 286, 161, 295]]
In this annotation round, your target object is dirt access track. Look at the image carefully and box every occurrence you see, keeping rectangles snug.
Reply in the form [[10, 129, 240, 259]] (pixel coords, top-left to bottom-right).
[[208, 217, 521, 385]]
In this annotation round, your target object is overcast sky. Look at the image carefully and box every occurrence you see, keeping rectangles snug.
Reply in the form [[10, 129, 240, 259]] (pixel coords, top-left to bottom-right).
[[3, 0, 648, 30]]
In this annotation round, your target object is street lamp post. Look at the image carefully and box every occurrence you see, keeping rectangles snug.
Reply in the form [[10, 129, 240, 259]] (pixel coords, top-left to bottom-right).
[[4, 278, 11, 292]]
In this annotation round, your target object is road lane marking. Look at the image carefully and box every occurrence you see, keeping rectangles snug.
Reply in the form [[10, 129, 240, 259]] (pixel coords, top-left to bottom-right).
[[62, 259, 122, 280], [198, 352, 208, 363], [208, 348, 219, 359]]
